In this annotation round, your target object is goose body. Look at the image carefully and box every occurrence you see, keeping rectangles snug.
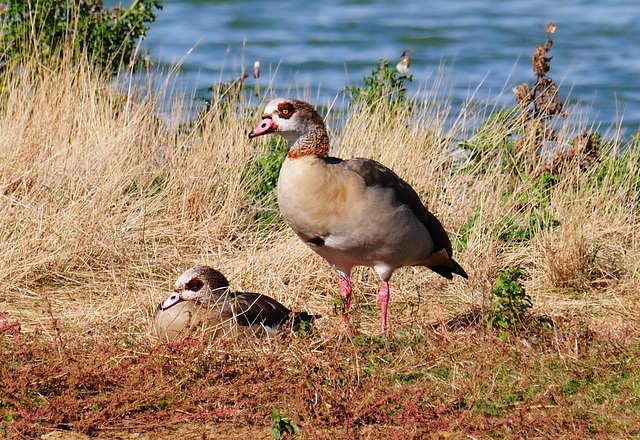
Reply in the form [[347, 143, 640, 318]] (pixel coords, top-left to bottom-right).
[[249, 98, 467, 333], [154, 266, 317, 341]]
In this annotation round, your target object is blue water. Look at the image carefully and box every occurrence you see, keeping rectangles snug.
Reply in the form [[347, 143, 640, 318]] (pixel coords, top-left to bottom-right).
[[134, 0, 640, 137]]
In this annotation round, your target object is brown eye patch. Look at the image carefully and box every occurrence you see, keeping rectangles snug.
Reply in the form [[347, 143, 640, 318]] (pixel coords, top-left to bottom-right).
[[186, 278, 204, 291], [277, 101, 295, 119]]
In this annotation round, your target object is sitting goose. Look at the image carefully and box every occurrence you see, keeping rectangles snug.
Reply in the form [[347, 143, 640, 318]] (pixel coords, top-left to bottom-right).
[[248, 98, 467, 334], [154, 265, 317, 341]]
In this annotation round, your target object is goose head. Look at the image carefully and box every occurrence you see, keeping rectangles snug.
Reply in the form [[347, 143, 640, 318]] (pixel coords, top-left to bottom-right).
[[160, 266, 230, 310], [248, 98, 329, 158]]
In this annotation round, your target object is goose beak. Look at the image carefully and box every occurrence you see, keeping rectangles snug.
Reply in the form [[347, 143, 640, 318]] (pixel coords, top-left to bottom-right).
[[160, 290, 183, 310], [248, 116, 276, 138]]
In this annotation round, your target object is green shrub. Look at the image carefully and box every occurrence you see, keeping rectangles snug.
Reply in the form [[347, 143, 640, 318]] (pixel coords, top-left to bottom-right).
[[345, 58, 413, 115], [486, 267, 532, 331], [0, 0, 163, 76], [454, 205, 481, 252]]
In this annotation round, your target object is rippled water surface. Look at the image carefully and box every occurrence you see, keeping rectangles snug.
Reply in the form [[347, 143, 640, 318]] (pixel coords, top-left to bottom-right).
[[133, 0, 640, 135]]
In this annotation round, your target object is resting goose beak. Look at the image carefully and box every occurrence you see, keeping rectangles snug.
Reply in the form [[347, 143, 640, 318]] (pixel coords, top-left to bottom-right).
[[248, 116, 276, 138], [160, 290, 182, 310]]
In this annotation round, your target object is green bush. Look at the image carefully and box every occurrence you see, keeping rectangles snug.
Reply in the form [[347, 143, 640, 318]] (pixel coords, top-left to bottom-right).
[[0, 0, 162, 76], [486, 267, 532, 331], [345, 58, 413, 115]]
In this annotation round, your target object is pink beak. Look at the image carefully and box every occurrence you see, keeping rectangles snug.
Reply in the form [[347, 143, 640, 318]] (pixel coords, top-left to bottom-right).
[[248, 116, 276, 138], [160, 290, 182, 310]]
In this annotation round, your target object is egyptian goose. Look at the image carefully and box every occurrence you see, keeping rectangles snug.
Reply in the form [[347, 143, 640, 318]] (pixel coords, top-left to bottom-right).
[[248, 98, 467, 333], [154, 266, 317, 341]]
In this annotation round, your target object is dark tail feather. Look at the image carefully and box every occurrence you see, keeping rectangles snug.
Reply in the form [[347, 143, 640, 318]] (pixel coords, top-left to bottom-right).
[[428, 258, 468, 280]]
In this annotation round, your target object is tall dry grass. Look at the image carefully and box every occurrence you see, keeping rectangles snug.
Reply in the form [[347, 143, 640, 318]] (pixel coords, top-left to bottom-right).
[[1, 51, 640, 438], [1, 51, 639, 336]]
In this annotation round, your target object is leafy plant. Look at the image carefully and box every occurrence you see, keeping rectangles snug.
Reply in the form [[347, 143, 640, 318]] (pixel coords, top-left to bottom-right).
[[345, 58, 413, 115], [0, 0, 163, 76], [485, 267, 532, 331], [496, 172, 560, 243], [241, 136, 287, 226], [270, 407, 299, 439], [293, 320, 316, 338]]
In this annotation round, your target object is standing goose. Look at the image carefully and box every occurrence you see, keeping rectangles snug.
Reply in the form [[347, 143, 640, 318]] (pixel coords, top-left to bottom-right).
[[248, 98, 467, 333], [154, 265, 317, 341]]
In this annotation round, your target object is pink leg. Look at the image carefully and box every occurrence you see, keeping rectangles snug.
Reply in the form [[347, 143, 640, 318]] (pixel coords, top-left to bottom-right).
[[378, 281, 390, 334], [338, 276, 352, 331]]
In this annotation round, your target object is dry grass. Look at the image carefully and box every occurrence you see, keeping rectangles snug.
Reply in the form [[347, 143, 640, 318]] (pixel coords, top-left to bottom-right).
[[1, 54, 640, 439]]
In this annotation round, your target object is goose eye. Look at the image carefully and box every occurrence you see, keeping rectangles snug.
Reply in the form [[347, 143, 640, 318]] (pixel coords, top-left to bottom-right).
[[186, 278, 204, 291], [281, 108, 289, 115]]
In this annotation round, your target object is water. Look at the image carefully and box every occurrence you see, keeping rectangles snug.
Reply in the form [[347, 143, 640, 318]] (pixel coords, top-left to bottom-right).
[[134, 0, 640, 137]]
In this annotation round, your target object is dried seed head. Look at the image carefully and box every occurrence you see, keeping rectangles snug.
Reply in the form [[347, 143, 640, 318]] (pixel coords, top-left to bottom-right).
[[253, 61, 260, 79], [513, 83, 532, 107], [532, 45, 551, 77], [533, 78, 564, 117]]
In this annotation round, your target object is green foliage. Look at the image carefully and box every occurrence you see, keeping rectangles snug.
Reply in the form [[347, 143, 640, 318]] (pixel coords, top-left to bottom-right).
[[345, 58, 413, 114], [454, 205, 481, 251], [496, 209, 559, 243], [293, 320, 316, 338], [393, 372, 423, 384], [459, 107, 520, 171], [269, 407, 299, 439], [455, 198, 559, 250], [497, 172, 560, 243], [586, 143, 640, 209], [241, 136, 287, 226], [0, 0, 162, 76], [485, 267, 532, 331]]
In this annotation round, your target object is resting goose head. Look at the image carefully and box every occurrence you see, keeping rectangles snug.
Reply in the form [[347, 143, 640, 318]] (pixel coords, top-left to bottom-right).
[[248, 98, 329, 158], [159, 266, 230, 310]]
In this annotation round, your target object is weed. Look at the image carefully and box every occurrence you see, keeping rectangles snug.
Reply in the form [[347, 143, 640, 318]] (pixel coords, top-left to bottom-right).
[[293, 320, 316, 338], [195, 74, 252, 125], [485, 267, 532, 331], [496, 208, 559, 243], [393, 372, 424, 384], [241, 136, 287, 226], [345, 58, 413, 116], [512, 22, 565, 163], [123, 176, 165, 197], [269, 407, 299, 439]]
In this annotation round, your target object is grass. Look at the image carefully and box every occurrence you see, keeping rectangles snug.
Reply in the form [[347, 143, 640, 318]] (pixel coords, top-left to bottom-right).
[[1, 43, 640, 438]]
